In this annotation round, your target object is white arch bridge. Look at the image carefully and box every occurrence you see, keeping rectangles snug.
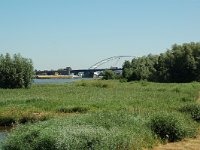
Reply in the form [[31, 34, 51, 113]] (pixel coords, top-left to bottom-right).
[[71, 56, 135, 77]]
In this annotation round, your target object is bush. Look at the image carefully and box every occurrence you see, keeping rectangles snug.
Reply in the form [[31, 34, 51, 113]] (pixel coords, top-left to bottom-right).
[[140, 81, 149, 86], [0, 53, 34, 89], [18, 115, 48, 124], [2, 127, 57, 150], [149, 113, 195, 142], [179, 104, 200, 122], [180, 97, 194, 102], [57, 106, 89, 113], [119, 78, 127, 83], [2, 120, 133, 150], [76, 80, 113, 88], [78, 82, 87, 86], [93, 82, 110, 88]]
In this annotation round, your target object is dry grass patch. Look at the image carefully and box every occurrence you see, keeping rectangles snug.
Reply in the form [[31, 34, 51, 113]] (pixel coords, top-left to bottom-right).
[[152, 129, 200, 150]]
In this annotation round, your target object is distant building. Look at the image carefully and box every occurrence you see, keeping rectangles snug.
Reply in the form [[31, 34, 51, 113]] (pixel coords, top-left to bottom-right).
[[35, 67, 72, 75]]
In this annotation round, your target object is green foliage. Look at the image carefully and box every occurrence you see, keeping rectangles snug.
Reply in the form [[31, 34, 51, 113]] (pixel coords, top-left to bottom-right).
[[2, 111, 153, 150], [18, 115, 48, 124], [123, 55, 158, 81], [179, 104, 200, 122], [2, 127, 57, 150], [92, 81, 110, 88], [57, 106, 89, 113], [119, 78, 127, 83], [102, 70, 116, 80], [180, 97, 194, 102], [0, 53, 34, 88], [123, 42, 200, 82], [76, 80, 114, 88], [150, 113, 196, 142]]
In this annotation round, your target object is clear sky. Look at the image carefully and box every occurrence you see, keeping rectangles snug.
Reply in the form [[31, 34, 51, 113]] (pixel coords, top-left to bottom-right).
[[0, 0, 200, 70]]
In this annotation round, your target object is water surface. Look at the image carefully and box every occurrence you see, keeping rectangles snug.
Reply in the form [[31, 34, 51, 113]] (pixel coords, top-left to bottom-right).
[[33, 78, 91, 84], [0, 130, 8, 147]]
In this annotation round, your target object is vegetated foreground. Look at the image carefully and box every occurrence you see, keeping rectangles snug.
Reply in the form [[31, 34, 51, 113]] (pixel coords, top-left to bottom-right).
[[0, 80, 200, 149]]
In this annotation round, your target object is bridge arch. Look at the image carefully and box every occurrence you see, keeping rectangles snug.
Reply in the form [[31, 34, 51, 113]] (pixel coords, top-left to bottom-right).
[[88, 56, 135, 69]]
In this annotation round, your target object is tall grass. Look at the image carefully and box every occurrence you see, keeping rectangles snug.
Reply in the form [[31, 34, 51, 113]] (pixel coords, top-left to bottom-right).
[[2, 111, 154, 150], [0, 80, 200, 149]]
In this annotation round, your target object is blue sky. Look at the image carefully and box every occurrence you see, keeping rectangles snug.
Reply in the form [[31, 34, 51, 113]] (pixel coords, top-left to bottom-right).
[[0, 0, 200, 70]]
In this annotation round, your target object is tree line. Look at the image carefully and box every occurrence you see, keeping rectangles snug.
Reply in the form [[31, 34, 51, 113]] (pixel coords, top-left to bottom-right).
[[122, 42, 200, 83], [1, 42, 199, 89]]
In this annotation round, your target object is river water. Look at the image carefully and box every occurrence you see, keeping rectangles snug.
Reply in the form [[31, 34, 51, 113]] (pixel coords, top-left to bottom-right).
[[0, 130, 8, 147], [33, 78, 91, 84]]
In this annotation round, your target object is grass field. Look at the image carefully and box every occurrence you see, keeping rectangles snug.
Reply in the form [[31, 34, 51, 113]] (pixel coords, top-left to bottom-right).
[[0, 80, 200, 149]]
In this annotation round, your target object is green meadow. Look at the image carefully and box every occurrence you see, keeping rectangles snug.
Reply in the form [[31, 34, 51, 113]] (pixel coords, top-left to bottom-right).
[[0, 80, 200, 149]]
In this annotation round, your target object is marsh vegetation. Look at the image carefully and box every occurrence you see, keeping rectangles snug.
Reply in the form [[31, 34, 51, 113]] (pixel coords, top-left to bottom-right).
[[0, 80, 200, 149]]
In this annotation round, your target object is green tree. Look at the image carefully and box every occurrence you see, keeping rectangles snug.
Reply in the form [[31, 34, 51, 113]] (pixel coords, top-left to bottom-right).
[[122, 42, 200, 83], [0, 53, 34, 88], [122, 55, 158, 81], [102, 70, 116, 80], [122, 61, 133, 80], [155, 51, 174, 82]]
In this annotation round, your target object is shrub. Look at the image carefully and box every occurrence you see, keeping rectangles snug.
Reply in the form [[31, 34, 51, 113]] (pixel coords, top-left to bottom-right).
[[140, 81, 149, 86], [180, 97, 194, 102], [149, 113, 195, 142], [0, 116, 15, 126], [76, 80, 114, 88], [172, 87, 181, 93], [2, 120, 133, 150], [33, 134, 57, 150], [119, 78, 127, 83], [79, 82, 87, 86], [18, 116, 47, 124], [18, 116, 35, 124], [92, 80, 115, 88], [179, 104, 200, 122], [2, 127, 57, 150], [93, 82, 109, 88], [0, 53, 34, 89], [57, 106, 89, 113]]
